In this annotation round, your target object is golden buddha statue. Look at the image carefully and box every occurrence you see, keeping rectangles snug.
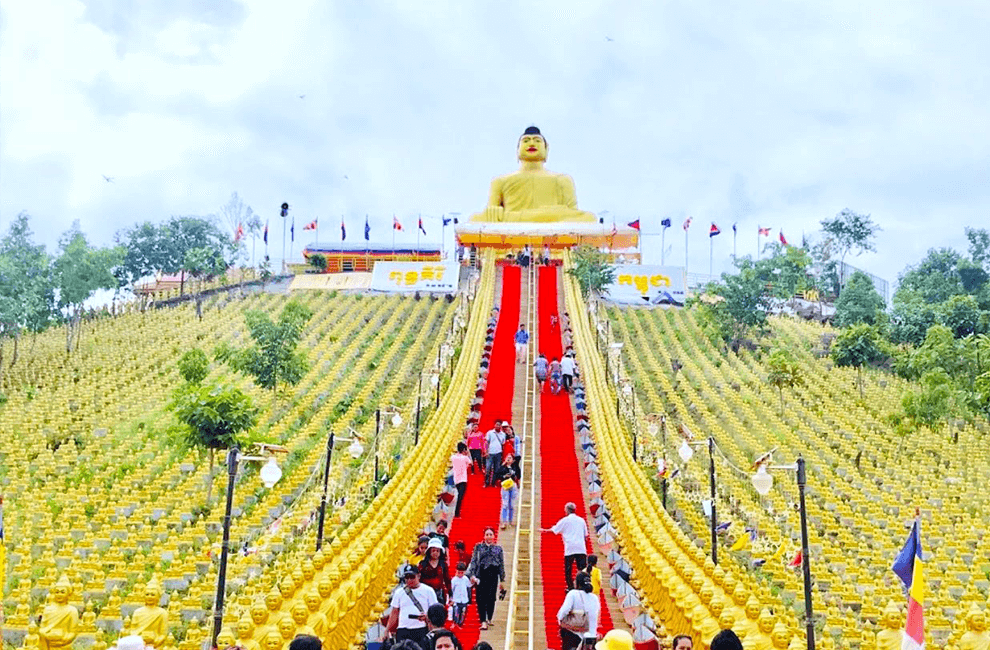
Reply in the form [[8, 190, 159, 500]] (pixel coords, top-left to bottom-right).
[[735, 595, 762, 641], [261, 631, 283, 650], [743, 608, 775, 650], [875, 601, 904, 650], [12, 595, 32, 626], [470, 126, 597, 223], [250, 600, 273, 641], [39, 576, 79, 650], [235, 617, 261, 650], [290, 601, 316, 637], [107, 588, 122, 616], [719, 609, 737, 632], [960, 604, 990, 650], [80, 601, 97, 632], [132, 578, 169, 649], [216, 628, 237, 650], [770, 620, 792, 650], [276, 614, 297, 646], [25, 623, 41, 650], [93, 629, 108, 650], [303, 591, 328, 637], [265, 586, 283, 618]]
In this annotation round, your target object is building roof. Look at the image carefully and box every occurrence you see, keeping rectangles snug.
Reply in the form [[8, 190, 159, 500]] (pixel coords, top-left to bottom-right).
[[303, 242, 442, 255]]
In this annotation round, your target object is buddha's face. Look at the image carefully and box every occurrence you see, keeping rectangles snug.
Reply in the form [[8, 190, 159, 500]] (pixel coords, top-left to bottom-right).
[[291, 602, 308, 625], [265, 591, 282, 611], [216, 630, 236, 650], [263, 632, 282, 650], [278, 616, 295, 639], [710, 596, 725, 617], [250, 603, 268, 625], [746, 597, 762, 620], [718, 610, 735, 630], [317, 578, 333, 599], [771, 623, 791, 649], [301, 561, 315, 581], [732, 584, 748, 606], [759, 610, 776, 634], [517, 134, 547, 163], [881, 606, 900, 629], [970, 611, 987, 632], [233, 620, 252, 641], [52, 585, 70, 605], [700, 584, 714, 605], [305, 592, 320, 613], [144, 586, 161, 607]]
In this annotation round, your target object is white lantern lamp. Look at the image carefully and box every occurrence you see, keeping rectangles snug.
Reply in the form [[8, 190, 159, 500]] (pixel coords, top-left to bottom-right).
[[752, 464, 774, 496], [260, 457, 282, 488]]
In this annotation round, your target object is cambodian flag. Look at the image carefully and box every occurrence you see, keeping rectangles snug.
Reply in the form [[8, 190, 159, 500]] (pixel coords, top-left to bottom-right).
[[779, 231, 789, 246], [893, 519, 925, 650], [710, 223, 721, 237], [627, 219, 640, 231]]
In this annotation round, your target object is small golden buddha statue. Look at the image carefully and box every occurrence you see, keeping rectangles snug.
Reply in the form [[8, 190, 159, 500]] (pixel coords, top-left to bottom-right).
[[25, 623, 41, 649], [770, 621, 792, 650], [743, 608, 775, 650], [93, 629, 108, 650], [720, 609, 737, 632], [107, 588, 122, 615], [959, 604, 990, 650], [80, 601, 97, 632], [216, 628, 237, 650], [39, 575, 79, 650], [235, 617, 261, 650], [132, 577, 169, 649], [250, 600, 272, 641], [303, 591, 328, 637], [735, 595, 762, 641], [470, 126, 597, 223], [875, 601, 903, 650], [12, 595, 32, 626], [316, 577, 333, 601], [290, 601, 316, 637], [265, 587, 283, 618], [276, 614, 297, 646], [261, 631, 283, 650]]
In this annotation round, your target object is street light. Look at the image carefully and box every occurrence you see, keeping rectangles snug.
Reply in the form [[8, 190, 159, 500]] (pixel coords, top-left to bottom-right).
[[431, 370, 440, 409], [646, 414, 668, 509], [678, 426, 718, 565], [212, 444, 286, 648], [751, 454, 815, 650], [316, 431, 364, 553]]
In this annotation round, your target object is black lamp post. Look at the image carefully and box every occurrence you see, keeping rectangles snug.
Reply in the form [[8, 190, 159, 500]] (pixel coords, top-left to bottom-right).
[[211, 447, 239, 649], [797, 457, 815, 650], [415, 374, 422, 445], [316, 431, 334, 551], [708, 436, 717, 565]]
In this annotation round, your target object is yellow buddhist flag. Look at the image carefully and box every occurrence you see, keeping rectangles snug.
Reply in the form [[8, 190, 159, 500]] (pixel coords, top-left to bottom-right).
[[730, 528, 755, 552]]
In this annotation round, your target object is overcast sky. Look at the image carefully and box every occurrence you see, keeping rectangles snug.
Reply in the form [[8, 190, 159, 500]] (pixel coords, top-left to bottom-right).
[[2, 0, 988, 284]]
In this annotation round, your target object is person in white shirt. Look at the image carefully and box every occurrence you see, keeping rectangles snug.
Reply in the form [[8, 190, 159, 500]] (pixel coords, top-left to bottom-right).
[[560, 354, 576, 394], [484, 420, 506, 487], [450, 561, 472, 628], [386, 565, 439, 644], [541, 502, 590, 590], [556, 572, 600, 650]]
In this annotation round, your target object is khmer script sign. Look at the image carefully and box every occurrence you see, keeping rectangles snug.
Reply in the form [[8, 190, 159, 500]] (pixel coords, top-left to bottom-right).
[[606, 265, 686, 306], [370, 262, 459, 293]]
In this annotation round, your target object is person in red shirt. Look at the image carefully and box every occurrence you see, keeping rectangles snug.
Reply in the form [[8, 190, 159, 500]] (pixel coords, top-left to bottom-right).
[[466, 424, 484, 474], [418, 538, 452, 604]]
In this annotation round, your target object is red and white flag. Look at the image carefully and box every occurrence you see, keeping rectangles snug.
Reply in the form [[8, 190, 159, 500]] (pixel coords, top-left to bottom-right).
[[683, 217, 692, 231], [303, 219, 318, 231], [758, 226, 771, 237], [234, 223, 244, 242], [393, 216, 404, 231], [779, 231, 789, 246]]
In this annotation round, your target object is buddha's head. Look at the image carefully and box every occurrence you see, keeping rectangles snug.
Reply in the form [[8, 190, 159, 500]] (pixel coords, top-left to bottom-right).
[[745, 595, 762, 620], [291, 601, 308, 626], [144, 579, 163, 607], [312, 550, 326, 570], [710, 596, 725, 618], [277, 615, 295, 640], [700, 583, 715, 606], [236, 617, 254, 640], [301, 560, 316, 581], [304, 590, 321, 613], [718, 609, 736, 630], [216, 628, 236, 650], [250, 601, 269, 626], [517, 126, 548, 163], [317, 577, 333, 599], [52, 576, 72, 604], [263, 631, 283, 650], [771, 620, 792, 650], [968, 605, 987, 632], [265, 586, 283, 612], [881, 601, 902, 630], [731, 583, 748, 607], [758, 608, 776, 634]]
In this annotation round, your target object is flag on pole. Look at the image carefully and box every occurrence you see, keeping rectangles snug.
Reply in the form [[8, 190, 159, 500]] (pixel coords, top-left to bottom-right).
[[303, 219, 318, 231], [683, 217, 692, 230], [234, 223, 244, 242], [788, 549, 803, 568], [627, 219, 641, 231], [364, 216, 370, 241], [779, 231, 789, 246], [732, 222, 737, 234], [730, 528, 756, 551], [758, 227, 771, 236], [611, 222, 618, 237], [710, 223, 721, 237], [263, 221, 268, 245], [893, 519, 925, 650], [418, 217, 427, 235], [442, 216, 452, 226], [661, 218, 672, 229], [340, 217, 346, 241], [291, 218, 295, 242], [393, 216, 403, 231]]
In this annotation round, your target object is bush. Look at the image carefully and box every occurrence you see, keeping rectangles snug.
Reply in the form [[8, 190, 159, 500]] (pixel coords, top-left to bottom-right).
[[178, 348, 210, 384]]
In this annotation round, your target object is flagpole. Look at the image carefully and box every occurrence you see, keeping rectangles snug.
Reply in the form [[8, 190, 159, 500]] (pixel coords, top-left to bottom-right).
[[417, 213, 421, 255], [733, 226, 737, 261], [441, 214, 446, 260], [709, 235, 713, 278], [685, 224, 689, 280], [756, 227, 761, 261], [661, 228, 666, 265]]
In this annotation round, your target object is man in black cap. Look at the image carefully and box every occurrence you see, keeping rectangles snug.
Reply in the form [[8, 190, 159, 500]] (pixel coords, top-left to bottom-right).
[[386, 565, 440, 644]]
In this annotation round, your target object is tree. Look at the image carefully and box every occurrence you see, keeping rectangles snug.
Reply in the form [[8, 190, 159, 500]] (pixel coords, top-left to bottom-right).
[[901, 369, 955, 435], [895, 248, 964, 305], [889, 293, 937, 346], [52, 223, 124, 353], [170, 381, 259, 503], [178, 349, 210, 384], [118, 216, 232, 294], [223, 301, 314, 404], [834, 271, 886, 328], [0, 213, 53, 376], [766, 348, 801, 415], [820, 209, 881, 286], [567, 245, 615, 298], [831, 324, 891, 397], [966, 227, 990, 269], [936, 294, 983, 338], [308, 253, 328, 272]]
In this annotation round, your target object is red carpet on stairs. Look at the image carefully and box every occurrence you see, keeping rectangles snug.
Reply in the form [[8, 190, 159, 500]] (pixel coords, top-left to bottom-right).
[[537, 266, 614, 648], [449, 264, 521, 649]]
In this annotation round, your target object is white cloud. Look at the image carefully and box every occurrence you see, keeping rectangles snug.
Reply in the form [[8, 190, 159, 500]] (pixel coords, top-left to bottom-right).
[[1, 0, 987, 284]]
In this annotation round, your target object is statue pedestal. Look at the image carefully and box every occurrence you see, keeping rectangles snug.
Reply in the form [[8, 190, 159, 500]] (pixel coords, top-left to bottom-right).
[[455, 222, 640, 257]]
